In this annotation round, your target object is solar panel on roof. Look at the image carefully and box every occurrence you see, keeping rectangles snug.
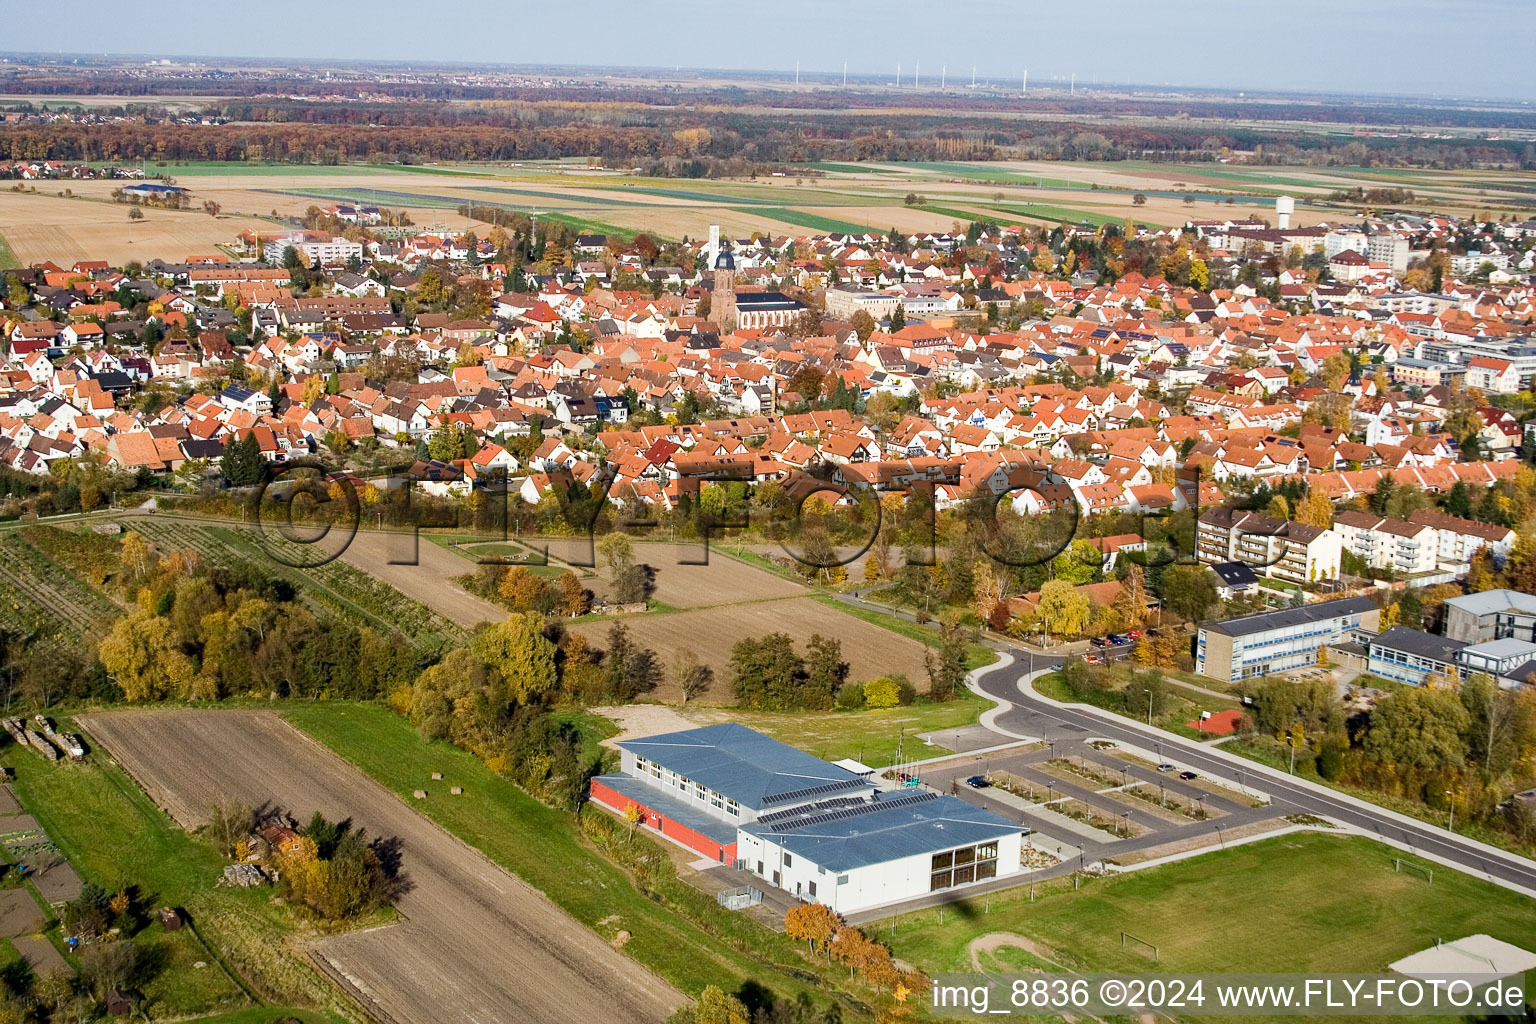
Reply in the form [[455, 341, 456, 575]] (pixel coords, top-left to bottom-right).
[[763, 791, 939, 833], [760, 778, 868, 807]]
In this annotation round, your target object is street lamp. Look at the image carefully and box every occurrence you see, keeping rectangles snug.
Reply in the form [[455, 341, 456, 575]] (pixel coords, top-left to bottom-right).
[[1143, 688, 1153, 727], [1445, 789, 1455, 833]]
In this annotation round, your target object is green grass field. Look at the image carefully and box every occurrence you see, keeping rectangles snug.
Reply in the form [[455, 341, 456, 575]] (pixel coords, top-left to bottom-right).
[[710, 688, 990, 766], [282, 703, 851, 1009], [813, 594, 998, 671], [886, 832, 1536, 979], [751, 207, 882, 234], [142, 162, 397, 177], [3, 736, 348, 1021], [1034, 669, 1238, 741], [0, 231, 18, 271]]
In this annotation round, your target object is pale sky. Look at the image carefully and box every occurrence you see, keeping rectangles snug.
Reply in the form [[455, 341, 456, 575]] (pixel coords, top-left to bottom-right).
[[9, 0, 1534, 102]]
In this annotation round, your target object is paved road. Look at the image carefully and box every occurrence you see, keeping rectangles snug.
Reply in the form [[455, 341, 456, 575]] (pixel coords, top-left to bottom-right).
[[832, 592, 1536, 899], [974, 655, 1536, 897]]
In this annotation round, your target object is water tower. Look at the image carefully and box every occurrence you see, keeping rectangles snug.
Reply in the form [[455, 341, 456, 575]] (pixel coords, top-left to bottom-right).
[[1276, 195, 1295, 229]]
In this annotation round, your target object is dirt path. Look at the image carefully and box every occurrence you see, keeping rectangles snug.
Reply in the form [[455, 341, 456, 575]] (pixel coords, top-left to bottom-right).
[[337, 532, 505, 629], [79, 709, 681, 1024], [967, 931, 1066, 972], [590, 704, 700, 748]]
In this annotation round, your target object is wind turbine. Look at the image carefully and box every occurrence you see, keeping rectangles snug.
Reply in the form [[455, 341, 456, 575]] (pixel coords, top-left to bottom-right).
[[941, 65, 946, 90]]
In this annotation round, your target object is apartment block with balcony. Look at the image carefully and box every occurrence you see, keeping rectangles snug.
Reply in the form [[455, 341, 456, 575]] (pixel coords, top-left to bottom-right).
[[1333, 511, 1438, 576], [1197, 508, 1343, 585]]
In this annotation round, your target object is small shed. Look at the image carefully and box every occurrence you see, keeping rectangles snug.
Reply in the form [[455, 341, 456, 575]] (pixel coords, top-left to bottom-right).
[[159, 907, 182, 931]]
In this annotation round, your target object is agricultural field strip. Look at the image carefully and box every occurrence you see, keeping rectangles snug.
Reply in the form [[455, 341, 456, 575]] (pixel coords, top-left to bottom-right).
[[569, 594, 933, 702], [0, 533, 120, 631], [78, 709, 682, 1024], [125, 518, 461, 647]]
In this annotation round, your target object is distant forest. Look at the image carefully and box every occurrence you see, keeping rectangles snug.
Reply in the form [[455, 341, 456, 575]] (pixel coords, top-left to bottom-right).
[[4, 70, 1536, 173]]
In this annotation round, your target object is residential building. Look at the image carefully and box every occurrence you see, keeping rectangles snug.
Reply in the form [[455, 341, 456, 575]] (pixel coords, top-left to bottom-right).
[[1332, 511, 1439, 576], [1196, 597, 1380, 682], [1197, 507, 1343, 584], [1406, 509, 1517, 567], [1366, 234, 1409, 273], [262, 234, 365, 266]]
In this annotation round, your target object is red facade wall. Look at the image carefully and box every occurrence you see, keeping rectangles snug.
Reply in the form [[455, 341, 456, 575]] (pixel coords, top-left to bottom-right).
[[590, 779, 736, 864]]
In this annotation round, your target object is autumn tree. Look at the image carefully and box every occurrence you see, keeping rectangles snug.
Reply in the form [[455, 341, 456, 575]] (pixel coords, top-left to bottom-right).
[[1114, 563, 1148, 628], [470, 613, 557, 704], [98, 610, 196, 701], [1293, 488, 1335, 529], [849, 308, 877, 341], [785, 903, 841, 959], [688, 986, 750, 1024], [1037, 580, 1091, 638], [557, 571, 590, 617]]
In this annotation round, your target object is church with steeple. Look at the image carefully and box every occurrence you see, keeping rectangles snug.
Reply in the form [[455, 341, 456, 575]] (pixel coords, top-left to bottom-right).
[[707, 233, 806, 332], [711, 242, 737, 330]]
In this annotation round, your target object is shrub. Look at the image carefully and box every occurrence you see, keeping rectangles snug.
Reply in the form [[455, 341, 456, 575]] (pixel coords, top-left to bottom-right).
[[835, 682, 866, 710], [864, 677, 901, 709]]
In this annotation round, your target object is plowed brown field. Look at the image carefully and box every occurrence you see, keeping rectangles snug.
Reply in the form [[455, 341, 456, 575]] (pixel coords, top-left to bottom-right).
[[79, 709, 681, 1024]]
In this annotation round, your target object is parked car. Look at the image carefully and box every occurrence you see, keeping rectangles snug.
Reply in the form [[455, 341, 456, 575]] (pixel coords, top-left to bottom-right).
[[966, 775, 990, 789], [1109, 634, 1131, 645], [1156, 763, 1175, 773], [1089, 636, 1108, 647], [1146, 627, 1161, 637], [1127, 630, 1143, 641], [1179, 771, 1198, 780]]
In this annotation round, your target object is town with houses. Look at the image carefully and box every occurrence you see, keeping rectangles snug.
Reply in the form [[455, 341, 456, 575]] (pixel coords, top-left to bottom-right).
[[6, 28, 1536, 1024], [7, 196, 1536, 687]]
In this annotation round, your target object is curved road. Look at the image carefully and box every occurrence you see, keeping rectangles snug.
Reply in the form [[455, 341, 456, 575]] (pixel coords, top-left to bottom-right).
[[829, 591, 1536, 899], [971, 650, 1536, 898]]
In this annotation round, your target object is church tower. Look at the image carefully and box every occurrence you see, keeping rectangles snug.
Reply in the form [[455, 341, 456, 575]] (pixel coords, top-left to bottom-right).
[[712, 242, 737, 331]]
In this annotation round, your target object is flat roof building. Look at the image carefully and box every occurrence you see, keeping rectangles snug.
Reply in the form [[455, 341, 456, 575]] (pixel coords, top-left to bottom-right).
[[1366, 626, 1468, 687], [1443, 589, 1536, 645], [1197, 596, 1380, 683], [589, 724, 1025, 914]]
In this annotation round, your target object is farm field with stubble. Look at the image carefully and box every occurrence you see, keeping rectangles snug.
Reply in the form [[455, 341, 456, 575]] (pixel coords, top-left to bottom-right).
[[11, 154, 1536, 265], [78, 708, 684, 1024]]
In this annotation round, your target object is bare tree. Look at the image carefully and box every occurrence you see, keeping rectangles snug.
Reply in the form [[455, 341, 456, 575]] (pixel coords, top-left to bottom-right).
[[672, 649, 713, 705], [202, 794, 254, 858]]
